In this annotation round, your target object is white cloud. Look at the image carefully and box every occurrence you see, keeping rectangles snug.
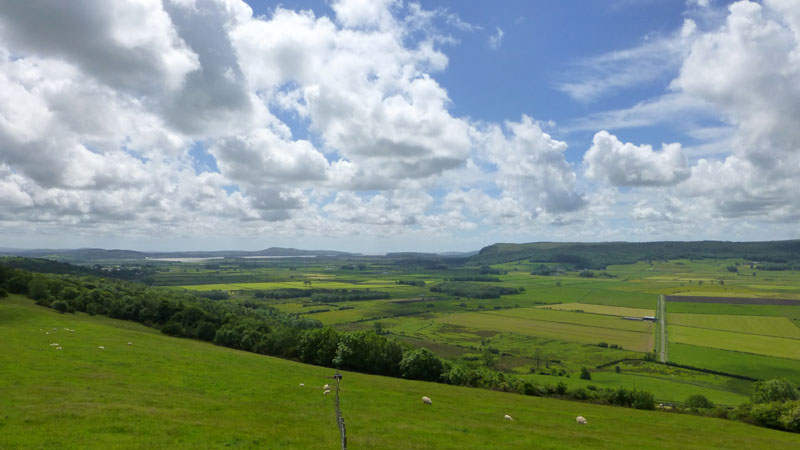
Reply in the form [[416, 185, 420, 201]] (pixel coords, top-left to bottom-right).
[[584, 131, 690, 186], [557, 19, 697, 102], [488, 27, 504, 50]]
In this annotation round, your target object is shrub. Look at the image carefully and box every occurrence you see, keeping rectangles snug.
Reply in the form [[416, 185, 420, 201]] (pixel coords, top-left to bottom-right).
[[579, 367, 592, 380], [752, 378, 800, 404], [632, 390, 655, 410], [161, 321, 184, 337], [685, 394, 714, 409]]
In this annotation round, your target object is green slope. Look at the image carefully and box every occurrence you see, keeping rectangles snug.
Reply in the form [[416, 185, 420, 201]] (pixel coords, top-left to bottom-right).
[[2, 295, 798, 449]]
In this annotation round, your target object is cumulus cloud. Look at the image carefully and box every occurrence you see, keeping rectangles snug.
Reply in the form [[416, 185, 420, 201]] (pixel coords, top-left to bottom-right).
[[472, 116, 585, 217], [670, 0, 800, 219], [584, 131, 690, 186]]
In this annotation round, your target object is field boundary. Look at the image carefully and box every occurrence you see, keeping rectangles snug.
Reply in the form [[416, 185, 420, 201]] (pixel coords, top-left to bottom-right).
[[665, 295, 800, 306]]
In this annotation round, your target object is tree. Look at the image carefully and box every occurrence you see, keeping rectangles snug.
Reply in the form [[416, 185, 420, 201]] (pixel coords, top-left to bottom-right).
[[300, 327, 340, 367], [752, 378, 800, 403], [52, 300, 69, 314], [399, 348, 443, 382], [579, 367, 592, 380]]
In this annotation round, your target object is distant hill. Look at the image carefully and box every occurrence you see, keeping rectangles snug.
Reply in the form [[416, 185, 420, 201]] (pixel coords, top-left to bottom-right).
[[470, 240, 800, 268], [0, 247, 354, 263]]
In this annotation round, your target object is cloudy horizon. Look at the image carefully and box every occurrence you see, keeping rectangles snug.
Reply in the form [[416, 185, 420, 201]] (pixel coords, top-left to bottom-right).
[[1, 0, 799, 254]]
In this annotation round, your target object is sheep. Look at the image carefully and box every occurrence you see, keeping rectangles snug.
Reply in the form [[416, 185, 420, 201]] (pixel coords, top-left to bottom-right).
[[576, 416, 587, 425], [98, 346, 105, 350], [127, 342, 133, 346], [504, 414, 513, 421], [56, 346, 62, 350], [323, 389, 331, 396], [50, 343, 59, 346], [299, 383, 304, 386], [422, 396, 432, 405]]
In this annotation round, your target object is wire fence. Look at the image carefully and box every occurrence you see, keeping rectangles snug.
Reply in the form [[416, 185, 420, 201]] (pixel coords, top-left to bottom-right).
[[332, 371, 347, 450]]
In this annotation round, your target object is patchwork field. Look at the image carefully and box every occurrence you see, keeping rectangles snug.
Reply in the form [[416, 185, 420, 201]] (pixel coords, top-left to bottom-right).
[[438, 312, 654, 352], [668, 313, 800, 339], [540, 303, 656, 318], [669, 325, 800, 360]]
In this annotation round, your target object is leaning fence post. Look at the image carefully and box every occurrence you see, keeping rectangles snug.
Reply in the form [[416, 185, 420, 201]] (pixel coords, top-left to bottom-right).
[[333, 371, 346, 450]]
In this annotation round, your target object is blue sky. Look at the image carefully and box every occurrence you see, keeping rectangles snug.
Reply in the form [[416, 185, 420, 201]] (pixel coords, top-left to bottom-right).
[[0, 0, 798, 253]]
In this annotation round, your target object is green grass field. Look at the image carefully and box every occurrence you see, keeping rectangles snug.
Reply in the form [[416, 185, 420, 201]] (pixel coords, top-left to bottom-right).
[[540, 303, 655, 317], [6, 295, 799, 449], [486, 308, 655, 333], [438, 312, 654, 352], [669, 325, 800, 360], [668, 313, 800, 339], [669, 343, 800, 384]]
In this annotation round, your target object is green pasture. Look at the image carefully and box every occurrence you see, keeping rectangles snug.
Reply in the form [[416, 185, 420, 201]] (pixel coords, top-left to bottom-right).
[[485, 308, 655, 333], [669, 325, 800, 360], [541, 303, 655, 317], [668, 313, 800, 339], [438, 312, 654, 352], [669, 343, 800, 383], [7, 296, 798, 449], [666, 301, 800, 319]]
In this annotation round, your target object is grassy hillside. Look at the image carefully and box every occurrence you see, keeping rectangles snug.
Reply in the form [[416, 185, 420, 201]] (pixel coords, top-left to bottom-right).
[[2, 295, 799, 449]]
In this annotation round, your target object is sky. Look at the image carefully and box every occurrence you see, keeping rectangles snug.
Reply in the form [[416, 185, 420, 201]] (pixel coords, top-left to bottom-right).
[[1, 0, 799, 253]]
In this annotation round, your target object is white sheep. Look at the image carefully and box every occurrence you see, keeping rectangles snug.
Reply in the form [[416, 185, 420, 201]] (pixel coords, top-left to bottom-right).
[[422, 396, 432, 405], [98, 346, 105, 350], [323, 389, 331, 396], [127, 342, 133, 346], [576, 416, 587, 425], [56, 346, 62, 350], [323, 384, 330, 390], [50, 343, 59, 346], [299, 383, 304, 386], [504, 414, 513, 421]]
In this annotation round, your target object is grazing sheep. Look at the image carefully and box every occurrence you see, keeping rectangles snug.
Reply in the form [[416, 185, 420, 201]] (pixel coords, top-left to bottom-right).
[[576, 416, 587, 425], [323, 384, 330, 390], [299, 383, 304, 386], [127, 342, 133, 346], [98, 346, 105, 350], [323, 389, 331, 396], [45, 332, 49, 335], [504, 414, 513, 421], [422, 396, 432, 405], [50, 343, 59, 346], [56, 346, 62, 350]]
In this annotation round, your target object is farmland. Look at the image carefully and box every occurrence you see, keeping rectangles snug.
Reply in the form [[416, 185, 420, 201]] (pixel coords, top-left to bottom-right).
[[135, 254, 800, 406], [3, 295, 797, 449], [5, 247, 800, 411]]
